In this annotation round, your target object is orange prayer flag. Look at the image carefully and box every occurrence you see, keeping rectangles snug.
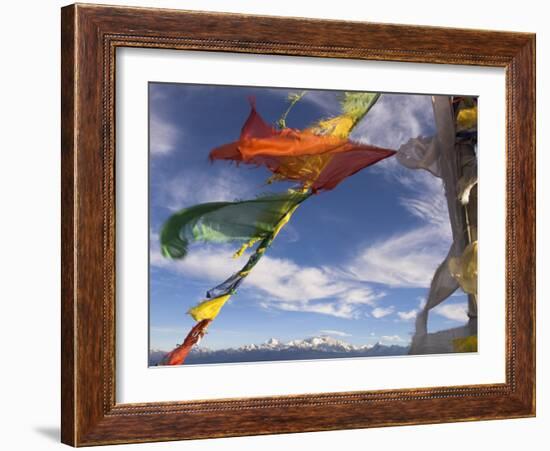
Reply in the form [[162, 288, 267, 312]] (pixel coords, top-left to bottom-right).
[[210, 101, 395, 192]]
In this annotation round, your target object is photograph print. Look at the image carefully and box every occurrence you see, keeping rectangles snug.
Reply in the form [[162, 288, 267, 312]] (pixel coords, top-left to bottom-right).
[[148, 83, 478, 366]]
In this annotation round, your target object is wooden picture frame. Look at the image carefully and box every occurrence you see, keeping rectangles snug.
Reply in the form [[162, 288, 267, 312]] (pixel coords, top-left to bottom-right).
[[61, 3, 535, 446]]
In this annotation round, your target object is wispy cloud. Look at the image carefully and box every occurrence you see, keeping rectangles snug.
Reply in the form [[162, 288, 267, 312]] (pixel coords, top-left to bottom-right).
[[345, 153, 451, 289], [150, 241, 385, 320], [397, 298, 428, 322], [321, 93, 453, 306], [154, 166, 260, 211], [333, 94, 450, 295], [351, 94, 435, 149], [379, 334, 408, 344], [347, 225, 447, 288], [150, 112, 180, 156], [319, 329, 351, 337], [397, 309, 417, 321], [150, 243, 242, 283], [266, 301, 359, 319], [433, 303, 469, 323], [371, 306, 395, 319], [149, 86, 181, 156], [247, 256, 385, 319]]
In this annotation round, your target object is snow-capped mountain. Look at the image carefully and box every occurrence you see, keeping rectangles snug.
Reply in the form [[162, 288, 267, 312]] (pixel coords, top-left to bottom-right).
[[149, 335, 410, 366], [287, 335, 361, 352]]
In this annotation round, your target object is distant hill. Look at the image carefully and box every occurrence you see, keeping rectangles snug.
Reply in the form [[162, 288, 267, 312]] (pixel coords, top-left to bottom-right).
[[149, 335, 410, 366]]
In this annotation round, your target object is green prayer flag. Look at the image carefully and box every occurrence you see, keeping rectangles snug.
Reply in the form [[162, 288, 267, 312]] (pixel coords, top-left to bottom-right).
[[160, 191, 308, 259]]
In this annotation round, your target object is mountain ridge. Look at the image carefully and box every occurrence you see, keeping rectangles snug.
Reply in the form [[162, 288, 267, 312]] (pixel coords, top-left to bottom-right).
[[149, 335, 410, 366]]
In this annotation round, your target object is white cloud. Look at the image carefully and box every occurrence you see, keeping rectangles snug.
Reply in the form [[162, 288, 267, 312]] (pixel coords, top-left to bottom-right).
[[148, 86, 181, 156], [150, 242, 385, 319], [399, 188, 449, 233], [346, 221, 449, 288], [149, 84, 226, 158], [150, 243, 242, 283], [387, 158, 451, 236], [371, 306, 395, 319], [270, 301, 358, 319], [397, 309, 417, 321], [150, 112, 180, 156], [343, 93, 454, 290], [351, 94, 434, 149], [339, 288, 384, 305], [246, 256, 385, 319], [433, 303, 469, 323], [396, 297, 428, 321], [379, 334, 407, 344], [157, 166, 259, 211], [249, 258, 347, 302], [319, 329, 351, 337], [345, 159, 452, 289]]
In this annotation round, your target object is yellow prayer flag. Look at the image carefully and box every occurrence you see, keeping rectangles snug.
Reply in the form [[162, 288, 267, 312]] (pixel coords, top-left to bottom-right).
[[453, 335, 478, 353], [313, 115, 355, 138], [457, 106, 477, 131], [449, 241, 478, 295], [188, 294, 231, 321]]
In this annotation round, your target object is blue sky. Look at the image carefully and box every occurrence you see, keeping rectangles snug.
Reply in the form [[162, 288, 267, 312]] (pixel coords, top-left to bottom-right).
[[148, 82, 470, 352]]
